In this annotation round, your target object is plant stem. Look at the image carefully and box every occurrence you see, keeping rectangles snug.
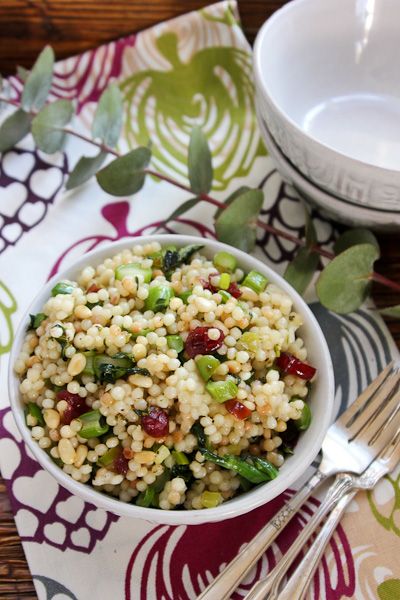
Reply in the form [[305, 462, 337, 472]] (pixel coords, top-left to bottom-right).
[[1, 93, 400, 296]]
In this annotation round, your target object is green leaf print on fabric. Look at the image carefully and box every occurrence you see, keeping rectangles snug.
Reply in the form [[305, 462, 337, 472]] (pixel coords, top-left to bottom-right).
[[377, 579, 400, 600], [121, 32, 266, 191], [0, 281, 17, 356], [201, 2, 240, 27], [368, 472, 400, 538]]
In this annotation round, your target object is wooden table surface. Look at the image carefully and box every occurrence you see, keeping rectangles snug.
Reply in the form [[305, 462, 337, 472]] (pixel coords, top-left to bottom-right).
[[1, 1, 399, 598]]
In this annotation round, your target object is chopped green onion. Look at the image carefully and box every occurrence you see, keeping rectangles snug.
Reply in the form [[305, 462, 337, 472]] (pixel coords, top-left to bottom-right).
[[28, 313, 46, 330], [200, 448, 270, 484], [25, 402, 44, 426], [196, 355, 220, 381], [51, 281, 76, 296], [219, 273, 231, 290], [172, 450, 190, 465], [136, 486, 156, 507], [98, 446, 121, 466], [213, 251, 237, 273], [248, 455, 279, 479], [78, 410, 109, 438], [295, 403, 312, 431], [201, 490, 223, 508], [206, 379, 238, 403], [219, 290, 231, 304], [114, 263, 152, 283], [238, 331, 259, 352], [241, 270, 268, 293], [145, 285, 174, 312], [166, 335, 184, 353]]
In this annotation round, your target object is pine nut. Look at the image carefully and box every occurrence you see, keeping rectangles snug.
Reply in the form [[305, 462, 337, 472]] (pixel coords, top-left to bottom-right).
[[67, 352, 86, 376], [134, 451, 156, 464], [74, 445, 88, 468], [58, 438, 76, 465], [43, 408, 60, 429]]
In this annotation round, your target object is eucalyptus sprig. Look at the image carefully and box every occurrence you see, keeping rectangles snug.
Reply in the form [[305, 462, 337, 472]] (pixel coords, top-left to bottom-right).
[[1, 46, 400, 316]]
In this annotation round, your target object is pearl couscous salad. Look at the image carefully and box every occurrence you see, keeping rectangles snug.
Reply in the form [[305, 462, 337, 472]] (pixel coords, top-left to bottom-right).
[[15, 242, 316, 510]]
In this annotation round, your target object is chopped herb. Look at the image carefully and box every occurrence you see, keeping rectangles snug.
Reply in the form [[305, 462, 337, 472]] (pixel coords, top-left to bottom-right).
[[162, 244, 204, 279], [28, 312, 46, 330]]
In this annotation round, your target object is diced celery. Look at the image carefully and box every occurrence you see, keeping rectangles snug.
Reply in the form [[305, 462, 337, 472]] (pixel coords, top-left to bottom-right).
[[145, 285, 174, 312], [196, 355, 220, 382], [242, 270, 268, 293], [178, 290, 192, 304], [166, 335, 184, 353], [213, 251, 237, 273], [155, 444, 170, 465], [201, 490, 223, 508], [115, 263, 152, 283], [206, 379, 238, 403], [172, 451, 190, 465], [219, 290, 231, 304]]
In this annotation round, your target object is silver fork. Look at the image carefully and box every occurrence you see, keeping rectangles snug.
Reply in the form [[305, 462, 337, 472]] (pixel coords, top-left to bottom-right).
[[268, 425, 400, 600], [197, 361, 400, 600]]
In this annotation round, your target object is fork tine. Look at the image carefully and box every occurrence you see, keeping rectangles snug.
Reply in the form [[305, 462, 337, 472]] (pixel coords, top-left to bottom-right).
[[368, 399, 400, 447], [381, 426, 400, 465], [345, 364, 400, 441], [340, 361, 395, 428]]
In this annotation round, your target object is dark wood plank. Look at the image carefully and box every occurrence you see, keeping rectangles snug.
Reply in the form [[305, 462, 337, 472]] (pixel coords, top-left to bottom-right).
[[0, 1, 399, 598]]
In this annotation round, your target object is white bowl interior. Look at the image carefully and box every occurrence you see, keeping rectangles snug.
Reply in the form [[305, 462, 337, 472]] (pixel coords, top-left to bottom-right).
[[9, 235, 334, 525], [255, 0, 400, 169]]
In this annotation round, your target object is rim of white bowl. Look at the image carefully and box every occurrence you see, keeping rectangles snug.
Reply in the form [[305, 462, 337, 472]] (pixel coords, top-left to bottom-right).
[[8, 234, 335, 525], [256, 106, 400, 228], [253, 0, 400, 180]]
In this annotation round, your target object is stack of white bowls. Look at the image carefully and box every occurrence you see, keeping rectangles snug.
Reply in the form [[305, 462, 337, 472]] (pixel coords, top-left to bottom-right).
[[253, 0, 400, 230]]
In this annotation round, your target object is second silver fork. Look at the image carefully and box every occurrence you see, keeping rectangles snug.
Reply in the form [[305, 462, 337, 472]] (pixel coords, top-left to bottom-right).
[[198, 361, 400, 600]]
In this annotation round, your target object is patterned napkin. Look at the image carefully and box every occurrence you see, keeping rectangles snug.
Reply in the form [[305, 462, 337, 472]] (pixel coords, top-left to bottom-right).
[[1, 2, 400, 598]]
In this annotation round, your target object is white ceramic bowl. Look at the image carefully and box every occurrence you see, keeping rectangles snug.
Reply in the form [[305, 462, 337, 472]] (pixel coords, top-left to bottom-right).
[[254, 0, 400, 211], [256, 104, 400, 231], [8, 235, 334, 525]]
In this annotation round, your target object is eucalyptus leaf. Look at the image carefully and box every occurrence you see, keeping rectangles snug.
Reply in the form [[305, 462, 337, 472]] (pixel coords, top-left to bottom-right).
[[96, 147, 151, 196], [378, 305, 400, 319], [215, 189, 263, 253], [284, 247, 319, 295], [155, 196, 199, 231], [215, 186, 251, 219], [66, 151, 107, 190], [92, 84, 123, 147], [334, 228, 380, 256], [0, 109, 32, 153], [17, 66, 30, 82], [188, 126, 213, 194], [304, 208, 317, 247], [316, 243, 379, 313], [21, 46, 54, 112], [31, 99, 74, 153]]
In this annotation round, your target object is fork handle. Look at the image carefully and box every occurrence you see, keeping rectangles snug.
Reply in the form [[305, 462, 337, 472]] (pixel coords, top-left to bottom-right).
[[197, 470, 326, 600], [277, 490, 356, 600], [242, 474, 354, 600]]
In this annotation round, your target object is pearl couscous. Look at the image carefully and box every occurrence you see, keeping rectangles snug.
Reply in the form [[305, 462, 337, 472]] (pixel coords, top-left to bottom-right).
[[15, 242, 316, 510]]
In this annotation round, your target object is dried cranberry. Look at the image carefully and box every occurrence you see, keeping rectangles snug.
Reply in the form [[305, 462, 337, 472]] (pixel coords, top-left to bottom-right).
[[57, 390, 88, 425], [276, 352, 316, 381], [227, 282, 242, 299], [142, 407, 169, 438], [200, 275, 241, 299], [87, 283, 100, 293], [225, 399, 252, 420], [185, 326, 225, 358], [113, 453, 129, 475]]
